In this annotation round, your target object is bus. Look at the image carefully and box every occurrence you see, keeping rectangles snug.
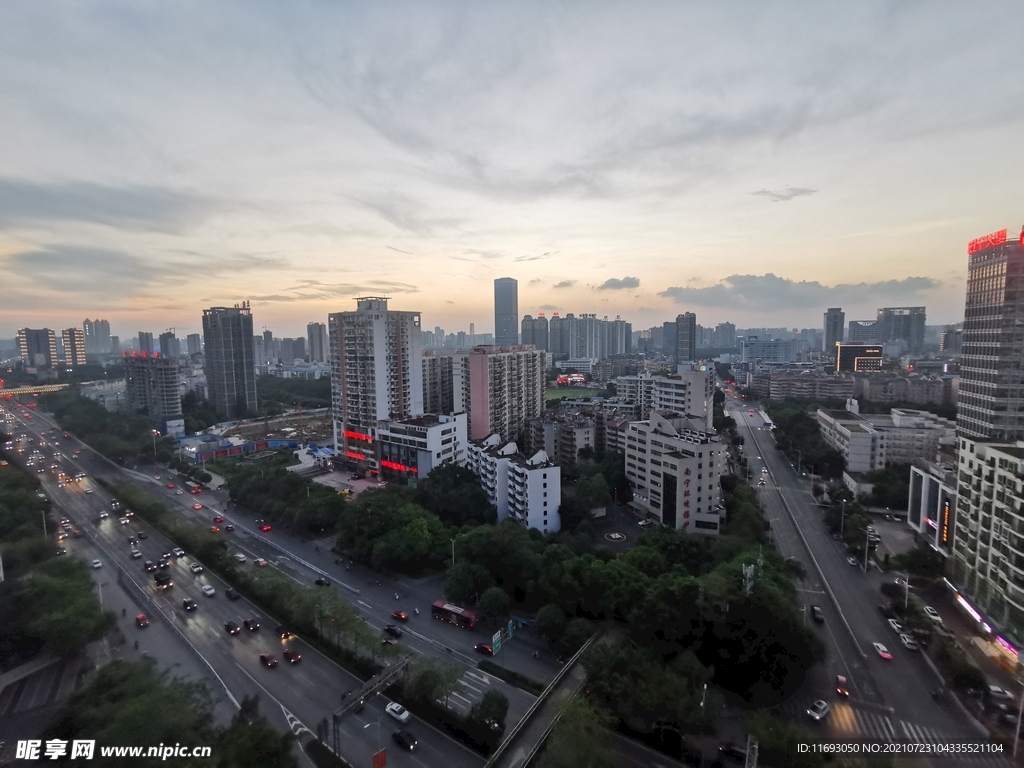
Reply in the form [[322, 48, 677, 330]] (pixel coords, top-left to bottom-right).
[[185, 481, 202, 494], [431, 600, 478, 630]]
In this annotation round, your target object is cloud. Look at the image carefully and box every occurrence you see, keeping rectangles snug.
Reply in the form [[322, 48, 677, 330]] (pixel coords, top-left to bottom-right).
[[513, 251, 555, 262], [528, 278, 543, 285], [659, 273, 939, 310], [0, 178, 211, 233], [751, 187, 818, 202], [553, 280, 576, 289], [386, 246, 414, 255], [597, 276, 640, 290], [538, 304, 560, 311]]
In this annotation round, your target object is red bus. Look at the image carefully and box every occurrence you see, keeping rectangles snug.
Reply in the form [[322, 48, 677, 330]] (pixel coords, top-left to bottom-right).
[[431, 600, 478, 630], [185, 481, 202, 494]]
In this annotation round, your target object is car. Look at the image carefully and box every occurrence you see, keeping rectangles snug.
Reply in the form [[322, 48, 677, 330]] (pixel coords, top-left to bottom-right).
[[211, 526, 221, 533], [244, 618, 260, 631], [385, 702, 410, 723], [193, 503, 203, 510], [137, 530, 148, 539], [384, 624, 402, 639], [474, 642, 494, 656], [136, 614, 149, 628], [899, 633, 919, 651], [190, 563, 204, 574], [119, 517, 130, 525], [226, 588, 240, 600], [235, 553, 246, 563], [85, 488, 94, 494], [91, 559, 102, 569], [282, 648, 301, 664], [225, 524, 235, 532], [276, 624, 297, 640], [72, 529, 81, 538], [260, 523, 272, 532], [225, 621, 241, 635], [175, 489, 184, 495], [182, 598, 197, 611], [836, 675, 850, 697], [873, 642, 893, 660], [718, 743, 747, 763], [806, 700, 830, 721], [172, 547, 185, 557], [202, 585, 216, 597], [846, 556, 859, 566], [213, 516, 225, 523], [99, 511, 109, 519], [392, 729, 417, 751], [56, 547, 67, 555], [989, 685, 1014, 701], [381, 637, 397, 646], [260, 653, 278, 667], [391, 610, 408, 622], [637, 519, 654, 528], [158, 558, 170, 569], [144, 560, 157, 572], [130, 549, 142, 559], [810, 605, 824, 624], [887, 618, 904, 634], [167, 483, 175, 489], [923, 606, 943, 624], [314, 577, 329, 586], [255, 558, 268, 567]]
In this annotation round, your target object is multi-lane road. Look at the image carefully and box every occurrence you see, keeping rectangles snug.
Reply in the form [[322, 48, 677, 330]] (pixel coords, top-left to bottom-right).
[[727, 395, 1016, 767]]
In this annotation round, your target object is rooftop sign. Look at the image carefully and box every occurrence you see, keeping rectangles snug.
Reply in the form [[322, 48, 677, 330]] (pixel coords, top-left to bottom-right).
[[967, 229, 1007, 254]]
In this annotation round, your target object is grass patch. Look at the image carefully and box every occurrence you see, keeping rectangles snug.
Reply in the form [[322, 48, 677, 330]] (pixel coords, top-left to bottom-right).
[[545, 388, 599, 401], [478, 659, 545, 695]]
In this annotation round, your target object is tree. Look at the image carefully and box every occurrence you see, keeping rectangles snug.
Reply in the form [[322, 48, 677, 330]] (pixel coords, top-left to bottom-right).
[[539, 698, 617, 768], [415, 463, 497, 526], [478, 586, 511, 622], [470, 690, 509, 728], [563, 617, 595, 652], [535, 604, 568, 641]]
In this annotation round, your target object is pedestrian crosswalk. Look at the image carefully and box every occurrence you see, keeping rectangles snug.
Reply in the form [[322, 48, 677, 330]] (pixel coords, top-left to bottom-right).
[[438, 669, 493, 716]]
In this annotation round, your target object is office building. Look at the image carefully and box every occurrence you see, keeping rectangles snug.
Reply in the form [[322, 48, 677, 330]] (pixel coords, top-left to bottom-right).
[[329, 297, 423, 470], [835, 343, 883, 373], [907, 458, 956, 554], [124, 350, 183, 429], [186, 333, 202, 356], [740, 337, 798, 364], [494, 277, 519, 346], [823, 308, 845, 354], [202, 303, 257, 419], [958, 228, 1024, 440], [159, 331, 181, 359], [307, 322, 329, 363], [625, 413, 725, 535], [521, 314, 550, 352], [375, 413, 467, 481], [675, 312, 697, 365], [466, 434, 561, 533], [83, 319, 111, 356], [879, 307, 927, 354], [138, 331, 155, 355], [465, 345, 546, 442], [613, 368, 715, 427], [17, 328, 58, 368], [61, 328, 87, 367]]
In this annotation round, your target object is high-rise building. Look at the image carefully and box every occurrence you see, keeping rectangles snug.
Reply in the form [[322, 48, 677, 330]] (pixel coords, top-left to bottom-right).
[[713, 322, 737, 349], [186, 333, 202, 356], [17, 328, 57, 368], [159, 331, 181, 358], [329, 297, 423, 470], [465, 345, 546, 442], [138, 331, 155, 355], [549, 313, 571, 355], [521, 314, 550, 352], [675, 312, 697, 365], [878, 307, 926, 354], [83, 319, 111, 356], [959, 228, 1024, 440], [202, 303, 257, 418], [307, 322, 328, 363], [835, 343, 883, 373], [494, 277, 519, 346], [422, 350, 467, 415], [662, 321, 676, 358], [279, 337, 306, 362], [124, 350, 182, 428], [823, 308, 845, 354], [61, 328, 86, 367]]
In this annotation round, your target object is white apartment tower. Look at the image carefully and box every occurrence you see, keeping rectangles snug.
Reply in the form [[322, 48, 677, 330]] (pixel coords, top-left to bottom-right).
[[329, 297, 423, 471]]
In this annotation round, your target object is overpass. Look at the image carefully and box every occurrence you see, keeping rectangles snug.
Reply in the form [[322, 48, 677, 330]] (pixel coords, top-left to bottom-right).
[[0, 383, 69, 398]]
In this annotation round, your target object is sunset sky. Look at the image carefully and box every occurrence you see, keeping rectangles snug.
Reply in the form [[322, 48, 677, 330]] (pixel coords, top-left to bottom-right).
[[1, 1, 1021, 340]]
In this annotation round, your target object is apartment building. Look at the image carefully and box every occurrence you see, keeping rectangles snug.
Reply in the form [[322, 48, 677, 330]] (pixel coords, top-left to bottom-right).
[[466, 434, 561, 533], [375, 412, 467, 481], [124, 351, 183, 430]]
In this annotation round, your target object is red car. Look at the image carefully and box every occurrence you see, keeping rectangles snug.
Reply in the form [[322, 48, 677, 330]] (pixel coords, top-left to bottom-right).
[[261, 524, 272, 532], [193, 503, 203, 510], [211, 526, 221, 533], [259, 653, 278, 668], [136, 614, 149, 628], [282, 648, 301, 664], [474, 643, 493, 656], [391, 611, 408, 622], [213, 516, 225, 523], [167, 483, 175, 489]]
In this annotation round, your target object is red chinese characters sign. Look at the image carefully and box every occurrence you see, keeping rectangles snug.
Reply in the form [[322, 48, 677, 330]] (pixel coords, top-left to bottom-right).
[[967, 229, 1007, 254]]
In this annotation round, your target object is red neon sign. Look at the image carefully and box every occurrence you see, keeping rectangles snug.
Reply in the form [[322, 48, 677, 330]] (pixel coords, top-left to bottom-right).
[[346, 451, 366, 461], [968, 229, 1007, 254], [344, 430, 374, 443], [381, 459, 417, 473]]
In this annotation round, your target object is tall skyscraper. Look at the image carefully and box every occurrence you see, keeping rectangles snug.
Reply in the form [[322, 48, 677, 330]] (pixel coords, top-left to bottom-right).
[[159, 331, 181, 358], [307, 322, 328, 363], [329, 298, 423, 470], [494, 277, 519, 345], [466, 345, 547, 442], [823, 308, 845, 354], [959, 228, 1024, 440], [877, 307, 927, 354], [202, 303, 257, 418], [124, 351, 182, 427], [138, 331, 155, 355], [675, 312, 697, 365], [549, 313, 570, 355], [186, 333, 202, 356], [83, 319, 111, 356], [521, 314, 549, 351], [17, 328, 57, 368], [61, 328, 86, 367]]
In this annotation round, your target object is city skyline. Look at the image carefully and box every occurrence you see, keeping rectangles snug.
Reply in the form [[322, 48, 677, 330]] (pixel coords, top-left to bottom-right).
[[2, 3, 1021, 336]]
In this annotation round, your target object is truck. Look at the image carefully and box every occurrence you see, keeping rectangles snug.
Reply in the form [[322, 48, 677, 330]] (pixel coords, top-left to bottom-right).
[[154, 572, 172, 590]]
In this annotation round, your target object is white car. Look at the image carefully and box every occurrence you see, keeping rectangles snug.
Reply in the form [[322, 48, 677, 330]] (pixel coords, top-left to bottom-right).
[[899, 633, 918, 651], [386, 702, 410, 723], [923, 606, 942, 624], [91, 559, 102, 569], [119, 517, 130, 525], [989, 685, 1014, 701], [234, 553, 246, 563], [637, 519, 654, 528], [887, 618, 904, 634], [806, 700, 830, 721], [846, 556, 859, 567], [130, 549, 142, 559], [202, 585, 216, 597], [172, 547, 185, 557]]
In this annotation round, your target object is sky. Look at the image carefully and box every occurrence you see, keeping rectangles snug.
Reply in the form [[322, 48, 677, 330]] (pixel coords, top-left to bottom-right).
[[2, 1, 1022, 340]]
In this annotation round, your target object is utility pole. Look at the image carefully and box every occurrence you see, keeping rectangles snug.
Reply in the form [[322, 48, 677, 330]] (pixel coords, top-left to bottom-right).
[[863, 526, 870, 572], [840, 499, 847, 538], [903, 573, 910, 612]]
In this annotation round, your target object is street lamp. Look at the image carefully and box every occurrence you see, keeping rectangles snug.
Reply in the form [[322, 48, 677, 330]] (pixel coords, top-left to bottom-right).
[[450, 537, 457, 568], [863, 526, 870, 572], [151, 429, 160, 457], [1014, 679, 1024, 758], [363, 714, 386, 753], [902, 572, 910, 612], [840, 499, 847, 539]]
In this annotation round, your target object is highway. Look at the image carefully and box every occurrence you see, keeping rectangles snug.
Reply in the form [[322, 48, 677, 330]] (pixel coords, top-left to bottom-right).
[[727, 395, 1014, 768], [2, 403, 490, 768]]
